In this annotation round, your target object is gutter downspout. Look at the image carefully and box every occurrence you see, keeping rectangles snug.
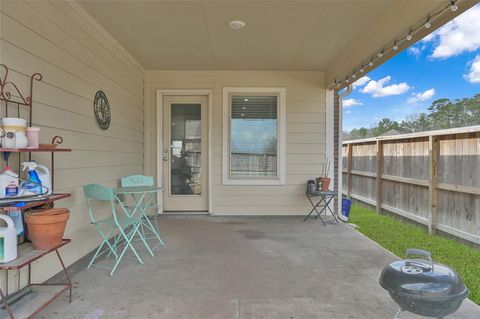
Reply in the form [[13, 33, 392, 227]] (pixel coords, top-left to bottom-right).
[[337, 85, 352, 217]]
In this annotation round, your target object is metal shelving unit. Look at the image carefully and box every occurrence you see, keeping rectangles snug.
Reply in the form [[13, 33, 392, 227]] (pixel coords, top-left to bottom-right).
[[0, 64, 72, 318]]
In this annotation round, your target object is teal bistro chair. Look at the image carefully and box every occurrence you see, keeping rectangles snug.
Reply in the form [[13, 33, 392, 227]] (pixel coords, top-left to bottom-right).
[[120, 175, 165, 250], [83, 183, 154, 275]]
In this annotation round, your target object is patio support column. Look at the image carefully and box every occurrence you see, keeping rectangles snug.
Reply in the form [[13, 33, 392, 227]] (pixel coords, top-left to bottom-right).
[[326, 89, 336, 213], [333, 89, 341, 215], [334, 86, 352, 216]]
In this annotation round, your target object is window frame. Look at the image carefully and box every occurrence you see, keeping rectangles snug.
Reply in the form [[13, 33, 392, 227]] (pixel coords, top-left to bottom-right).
[[222, 87, 286, 186]]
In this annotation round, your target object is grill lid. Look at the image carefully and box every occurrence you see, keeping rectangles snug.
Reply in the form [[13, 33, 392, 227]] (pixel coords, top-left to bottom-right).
[[379, 249, 468, 299]]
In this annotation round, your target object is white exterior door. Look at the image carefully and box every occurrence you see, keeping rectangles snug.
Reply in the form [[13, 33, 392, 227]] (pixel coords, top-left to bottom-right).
[[162, 96, 208, 211]]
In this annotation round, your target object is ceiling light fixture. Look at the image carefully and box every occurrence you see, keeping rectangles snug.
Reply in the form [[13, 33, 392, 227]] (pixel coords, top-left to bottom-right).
[[229, 20, 246, 30]]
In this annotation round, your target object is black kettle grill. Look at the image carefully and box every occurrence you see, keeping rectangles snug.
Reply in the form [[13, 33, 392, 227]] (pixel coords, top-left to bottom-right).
[[380, 249, 468, 319]]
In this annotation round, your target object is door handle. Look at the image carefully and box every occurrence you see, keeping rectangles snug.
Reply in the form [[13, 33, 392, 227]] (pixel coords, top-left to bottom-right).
[[163, 148, 169, 161]]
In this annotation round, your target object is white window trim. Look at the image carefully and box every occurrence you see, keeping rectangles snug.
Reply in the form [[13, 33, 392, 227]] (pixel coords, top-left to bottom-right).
[[222, 87, 286, 186]]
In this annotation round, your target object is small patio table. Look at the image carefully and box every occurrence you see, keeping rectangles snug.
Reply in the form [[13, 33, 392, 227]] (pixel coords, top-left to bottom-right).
[[113, 186, 164, 253], [304, 190, 338, 225]]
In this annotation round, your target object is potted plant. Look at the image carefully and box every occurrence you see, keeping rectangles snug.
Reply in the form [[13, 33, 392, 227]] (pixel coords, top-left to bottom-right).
[[316, 160, 331, 192]]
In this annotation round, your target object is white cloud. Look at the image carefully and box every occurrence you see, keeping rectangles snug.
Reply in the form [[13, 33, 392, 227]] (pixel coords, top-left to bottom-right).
[[422, 32, 435, 43], [345, 110, 352, 114], [360, 76, 411, 97], [464, 55, 480, 83], [408, 46, 421, 57], [352, 76, 370, 89], [343, 98, 363, 107], [407, 88, 436, 104], [424, 5, 480, 59]]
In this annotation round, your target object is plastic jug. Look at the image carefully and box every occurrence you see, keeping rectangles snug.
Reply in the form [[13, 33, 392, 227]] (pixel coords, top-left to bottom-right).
[[0, 215, 17, 263], [36, 164, 52, 195], [20, 162, 43, 196], [19, 162, 52, 196]]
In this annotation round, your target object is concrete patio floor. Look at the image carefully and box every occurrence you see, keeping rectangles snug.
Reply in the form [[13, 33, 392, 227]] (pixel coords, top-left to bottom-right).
[[39, 215, 479, 319]]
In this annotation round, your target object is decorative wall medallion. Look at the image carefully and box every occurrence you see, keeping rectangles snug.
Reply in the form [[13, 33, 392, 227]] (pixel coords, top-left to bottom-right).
[[93, 90, 111, 130]]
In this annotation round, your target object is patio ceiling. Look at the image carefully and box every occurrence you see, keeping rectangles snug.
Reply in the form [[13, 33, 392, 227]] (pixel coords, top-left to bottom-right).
[[79, 0, 475, 84]]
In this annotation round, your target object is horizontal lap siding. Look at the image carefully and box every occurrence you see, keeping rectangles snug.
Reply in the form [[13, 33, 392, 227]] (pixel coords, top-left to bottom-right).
[[0, 0, 144, 285], [144, 71, 326, 215]]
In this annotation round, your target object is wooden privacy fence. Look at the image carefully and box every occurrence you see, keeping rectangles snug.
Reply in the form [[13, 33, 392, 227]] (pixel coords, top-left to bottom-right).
[[342, 126, 480, 245]]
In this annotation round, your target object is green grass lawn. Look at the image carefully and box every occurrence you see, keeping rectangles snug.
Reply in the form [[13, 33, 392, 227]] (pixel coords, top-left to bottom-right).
[[348, 204, 480, 305]]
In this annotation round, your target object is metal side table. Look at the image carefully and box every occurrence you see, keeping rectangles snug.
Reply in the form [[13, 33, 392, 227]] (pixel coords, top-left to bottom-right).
[[304, 190, 338, 225]]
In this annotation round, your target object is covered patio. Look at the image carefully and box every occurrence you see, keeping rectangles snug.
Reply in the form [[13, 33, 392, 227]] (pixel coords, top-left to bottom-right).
[[39, 216, 480, 318], [1, 0, 479, 318]]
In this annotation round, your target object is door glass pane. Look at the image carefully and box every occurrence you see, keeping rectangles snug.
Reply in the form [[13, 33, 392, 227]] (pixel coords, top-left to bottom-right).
[[230, 95, 278, 177], [170, 104, 201, 195]]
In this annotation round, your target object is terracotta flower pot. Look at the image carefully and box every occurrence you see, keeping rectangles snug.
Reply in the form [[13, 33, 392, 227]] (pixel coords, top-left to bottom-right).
[[25, 208, 69, 250], [320, 177, 331, 191]]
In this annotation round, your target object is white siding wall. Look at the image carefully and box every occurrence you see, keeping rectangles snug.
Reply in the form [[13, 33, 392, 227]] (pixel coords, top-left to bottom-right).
[[145, 71, 326, 215], [0, 0, 144, 286]]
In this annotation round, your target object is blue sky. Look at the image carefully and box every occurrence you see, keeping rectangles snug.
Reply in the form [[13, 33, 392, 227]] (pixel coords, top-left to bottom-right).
[[343, 4, 480, 132]]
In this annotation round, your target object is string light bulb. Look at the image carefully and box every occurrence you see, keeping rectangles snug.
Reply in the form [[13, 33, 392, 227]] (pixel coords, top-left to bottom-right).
[[450, 1, 458, 11], [345, 78, 350, 83], [424, 15, 431, 29], [393, 41, 399, 51], [360, 67, 365, 73], [378, 50, 384, 58], [369, 60, 374, 67], [352, 73, 357, 79], [406, 33, 412, 41]]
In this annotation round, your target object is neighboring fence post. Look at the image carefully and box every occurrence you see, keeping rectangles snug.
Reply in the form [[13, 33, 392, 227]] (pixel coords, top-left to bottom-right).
[[376, 140, 383, 213], [347, 143, 353, 197], [428, 135, 438, 234]]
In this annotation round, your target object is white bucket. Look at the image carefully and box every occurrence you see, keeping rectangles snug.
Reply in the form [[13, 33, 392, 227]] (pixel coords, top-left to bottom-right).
[[1, 118, 28, 148]]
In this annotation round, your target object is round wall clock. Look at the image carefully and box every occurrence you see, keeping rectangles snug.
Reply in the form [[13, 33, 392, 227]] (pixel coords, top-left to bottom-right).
[[93, 90, 111, 130]]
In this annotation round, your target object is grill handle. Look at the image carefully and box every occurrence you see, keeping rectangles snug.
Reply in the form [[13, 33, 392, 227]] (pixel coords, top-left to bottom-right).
[[405, 249, 434, 271]]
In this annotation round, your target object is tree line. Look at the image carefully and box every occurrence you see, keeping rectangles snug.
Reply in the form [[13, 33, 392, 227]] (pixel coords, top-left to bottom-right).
[[344, 94, 480, 140]]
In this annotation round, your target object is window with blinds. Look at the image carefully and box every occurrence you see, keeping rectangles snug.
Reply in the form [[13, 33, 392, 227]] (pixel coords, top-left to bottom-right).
[[223, 88, 286, 185], [230, 95, 278, 177]]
